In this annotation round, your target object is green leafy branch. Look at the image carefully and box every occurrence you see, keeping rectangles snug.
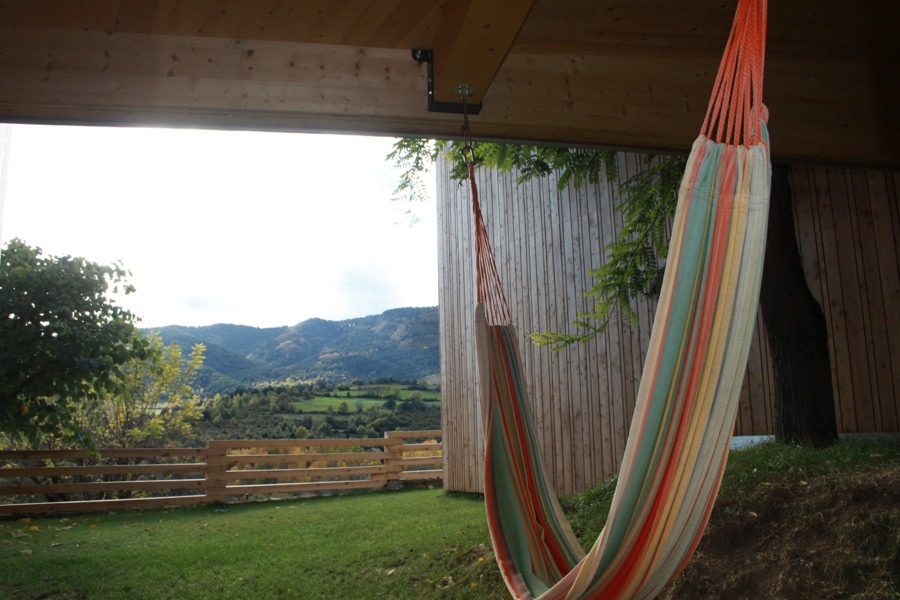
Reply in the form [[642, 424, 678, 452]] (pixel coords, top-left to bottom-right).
[[387, 139, 685, 350]]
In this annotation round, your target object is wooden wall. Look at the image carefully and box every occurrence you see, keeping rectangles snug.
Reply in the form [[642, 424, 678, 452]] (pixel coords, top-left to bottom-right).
[[439, 154, 900, 495], [790, 168, 900, 433]]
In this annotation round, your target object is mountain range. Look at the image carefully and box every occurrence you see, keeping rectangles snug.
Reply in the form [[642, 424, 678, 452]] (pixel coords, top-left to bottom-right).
[[147, 306, 440, 395]]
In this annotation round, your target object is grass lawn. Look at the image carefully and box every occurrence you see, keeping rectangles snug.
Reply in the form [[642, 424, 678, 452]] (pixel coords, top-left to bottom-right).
[[0, 488, 503, 599], [2, 440, 897, 599]]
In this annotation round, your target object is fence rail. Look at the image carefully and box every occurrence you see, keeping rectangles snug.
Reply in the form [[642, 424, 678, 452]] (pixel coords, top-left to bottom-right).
[[0, 430, 442, 517]]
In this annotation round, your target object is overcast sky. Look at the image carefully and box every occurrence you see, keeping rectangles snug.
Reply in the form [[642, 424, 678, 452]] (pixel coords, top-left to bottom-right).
[[0, 124, 437, 329]]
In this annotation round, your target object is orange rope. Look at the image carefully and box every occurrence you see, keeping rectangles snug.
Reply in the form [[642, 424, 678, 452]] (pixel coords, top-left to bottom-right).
[[470, 159, 512, 326], [701, 0, 767, 146], [458, 87, 512, 327]]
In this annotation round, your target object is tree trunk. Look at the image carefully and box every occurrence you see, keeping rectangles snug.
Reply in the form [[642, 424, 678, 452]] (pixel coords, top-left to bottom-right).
[[759, 164, 838, 447]]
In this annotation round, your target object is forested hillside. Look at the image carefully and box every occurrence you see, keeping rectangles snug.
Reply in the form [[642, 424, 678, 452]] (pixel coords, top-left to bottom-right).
[[148, 307, 439, 394]]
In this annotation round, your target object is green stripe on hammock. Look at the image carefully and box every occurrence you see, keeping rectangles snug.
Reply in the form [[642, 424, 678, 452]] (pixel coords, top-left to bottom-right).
[[472, 1, 770, 597]]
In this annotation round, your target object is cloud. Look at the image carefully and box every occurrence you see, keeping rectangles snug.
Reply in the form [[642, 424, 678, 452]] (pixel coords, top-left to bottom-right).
[[2, 125, 438, 328], [336, 265, 402, 319], [179, 295, 227, 313]]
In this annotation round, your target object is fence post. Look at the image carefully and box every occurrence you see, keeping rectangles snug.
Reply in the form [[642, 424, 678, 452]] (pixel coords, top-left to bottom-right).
[[204, 442, 228, 504], [382, 432, 404, 490]]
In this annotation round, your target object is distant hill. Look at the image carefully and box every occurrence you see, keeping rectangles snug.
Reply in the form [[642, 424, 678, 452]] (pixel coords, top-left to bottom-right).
[[147, 307, 439, 394]]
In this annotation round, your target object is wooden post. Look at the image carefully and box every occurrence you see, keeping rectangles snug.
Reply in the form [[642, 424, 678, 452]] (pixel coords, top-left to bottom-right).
[[204, 441, 228, 504], [382, 432, 404, 490], [369, 440, 387, 488]]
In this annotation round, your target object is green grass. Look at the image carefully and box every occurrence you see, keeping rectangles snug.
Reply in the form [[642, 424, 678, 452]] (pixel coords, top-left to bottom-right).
[[717, 437, 899, 495], [0, 489, 504, 600], [338, 385, 440, 401], [297, 395, 390, 412], [295, 390, 440, 413], [3, 440, 897, 599]]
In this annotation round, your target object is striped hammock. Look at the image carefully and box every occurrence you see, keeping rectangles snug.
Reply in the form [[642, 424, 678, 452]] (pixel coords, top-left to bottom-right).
[[471, 1, 771, 598]]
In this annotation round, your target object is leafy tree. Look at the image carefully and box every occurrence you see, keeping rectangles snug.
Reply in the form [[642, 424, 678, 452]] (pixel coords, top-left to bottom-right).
[[0, 239, 144, 446], [270, 395, 292, 413], [81, 333, 206, 448], [399, 396, 426, 412]]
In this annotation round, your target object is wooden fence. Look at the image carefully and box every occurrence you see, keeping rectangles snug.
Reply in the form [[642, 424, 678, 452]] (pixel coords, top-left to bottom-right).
[[0, 430, 442, 517]]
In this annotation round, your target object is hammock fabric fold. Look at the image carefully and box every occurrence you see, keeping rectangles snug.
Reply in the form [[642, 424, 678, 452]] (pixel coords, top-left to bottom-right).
[[471, 1, 771, 598]]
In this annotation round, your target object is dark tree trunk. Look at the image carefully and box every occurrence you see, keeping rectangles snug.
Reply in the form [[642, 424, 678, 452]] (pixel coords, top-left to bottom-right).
[[759, 164, 838, 447]]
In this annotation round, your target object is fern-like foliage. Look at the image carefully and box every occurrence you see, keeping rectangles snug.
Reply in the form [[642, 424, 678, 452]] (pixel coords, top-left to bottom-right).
[[530, 155, 684, 349], [388, 139, 685, 350], [386, 138, 438, 203]]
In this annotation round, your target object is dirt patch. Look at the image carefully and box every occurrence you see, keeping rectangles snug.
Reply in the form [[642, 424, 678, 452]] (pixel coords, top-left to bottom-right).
[[661, 469, 900, 599]]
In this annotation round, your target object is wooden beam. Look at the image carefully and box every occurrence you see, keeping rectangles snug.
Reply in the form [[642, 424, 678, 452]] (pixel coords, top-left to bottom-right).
[[431, 0, 535, 105], [0, 25, 896, 169], [0, 26, 445, 133]]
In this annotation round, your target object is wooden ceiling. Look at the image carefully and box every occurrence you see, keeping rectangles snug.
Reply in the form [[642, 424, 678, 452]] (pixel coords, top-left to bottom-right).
[[0, 0, 897, 168]]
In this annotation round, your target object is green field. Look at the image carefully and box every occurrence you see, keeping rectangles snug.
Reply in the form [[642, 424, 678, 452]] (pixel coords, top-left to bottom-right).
[[295, 395, 389, 412], [293, 386, 440, 414]]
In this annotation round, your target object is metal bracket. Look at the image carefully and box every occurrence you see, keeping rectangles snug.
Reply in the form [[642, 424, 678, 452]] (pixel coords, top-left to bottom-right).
[[411, 49, 483, 115]]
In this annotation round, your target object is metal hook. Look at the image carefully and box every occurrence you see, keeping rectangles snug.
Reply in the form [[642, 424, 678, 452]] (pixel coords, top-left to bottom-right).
[[457, 85, 476, 166]]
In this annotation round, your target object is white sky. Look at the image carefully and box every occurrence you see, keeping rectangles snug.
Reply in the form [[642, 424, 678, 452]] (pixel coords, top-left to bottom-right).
[[0, 124, 437, 328]]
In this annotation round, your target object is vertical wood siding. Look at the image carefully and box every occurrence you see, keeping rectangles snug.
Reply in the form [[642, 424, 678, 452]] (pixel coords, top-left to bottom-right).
[[439, 155, 899, 495], [789, 167, 900, 434]]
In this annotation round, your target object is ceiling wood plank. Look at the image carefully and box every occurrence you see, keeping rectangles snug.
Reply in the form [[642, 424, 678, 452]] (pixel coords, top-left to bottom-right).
[[0, 16, 896, 169], [431, 0, 536, 104], [0, 25, 451, 134]]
